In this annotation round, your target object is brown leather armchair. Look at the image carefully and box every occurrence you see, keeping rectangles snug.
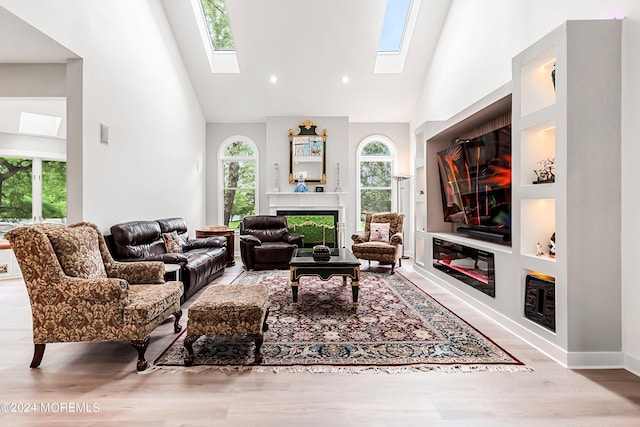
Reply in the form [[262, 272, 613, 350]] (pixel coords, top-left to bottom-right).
[[239, 215, 303, 270]]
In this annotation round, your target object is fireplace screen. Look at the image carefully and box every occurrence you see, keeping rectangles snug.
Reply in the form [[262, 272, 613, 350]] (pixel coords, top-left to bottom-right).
[[277, 210, 338, 248]]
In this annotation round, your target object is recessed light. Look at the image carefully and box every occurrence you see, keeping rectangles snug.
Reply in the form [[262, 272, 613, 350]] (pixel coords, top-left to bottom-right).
[[270, 75, 278, 83], [341, 76, 350, 84]]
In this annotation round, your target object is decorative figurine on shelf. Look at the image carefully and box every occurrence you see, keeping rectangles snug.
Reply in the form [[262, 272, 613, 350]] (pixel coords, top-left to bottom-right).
[[294, 173, 308, 193], [533, 157, 555, 184], [548, 232, 556, 258], [536, 241, 544, 256], [551, 63, 556, 91]]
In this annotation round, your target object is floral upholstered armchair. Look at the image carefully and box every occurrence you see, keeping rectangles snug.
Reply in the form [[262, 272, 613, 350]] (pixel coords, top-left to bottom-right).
[[5, 222, 183, 371], [351, 212, 405, 274]]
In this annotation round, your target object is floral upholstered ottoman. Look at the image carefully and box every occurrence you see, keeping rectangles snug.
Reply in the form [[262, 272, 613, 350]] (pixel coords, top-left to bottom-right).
[[184, 284, 269, 365]]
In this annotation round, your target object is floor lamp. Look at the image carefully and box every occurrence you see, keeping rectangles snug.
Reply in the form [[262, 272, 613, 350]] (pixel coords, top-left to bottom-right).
[[393, 174, 412, 260]]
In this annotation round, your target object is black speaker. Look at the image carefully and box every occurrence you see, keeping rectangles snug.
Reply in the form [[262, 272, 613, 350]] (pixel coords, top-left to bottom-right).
[[524, 274, 555, 332]]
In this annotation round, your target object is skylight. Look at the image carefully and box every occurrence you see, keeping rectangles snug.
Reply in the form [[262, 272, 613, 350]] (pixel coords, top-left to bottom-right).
[[200, 0, 235, 51], [374, 0, 421, 74], [194, 0, 239, 73], [19, 112, 62, 137], [378, 0, 412, 52]]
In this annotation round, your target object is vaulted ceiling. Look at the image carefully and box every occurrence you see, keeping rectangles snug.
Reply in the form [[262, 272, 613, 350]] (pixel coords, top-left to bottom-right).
[[162, 0, 452, 123], [0, 0, 452, 137]]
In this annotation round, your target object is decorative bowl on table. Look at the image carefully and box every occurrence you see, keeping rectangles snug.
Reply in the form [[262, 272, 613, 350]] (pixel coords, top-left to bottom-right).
[[312, 245, 331, 261]]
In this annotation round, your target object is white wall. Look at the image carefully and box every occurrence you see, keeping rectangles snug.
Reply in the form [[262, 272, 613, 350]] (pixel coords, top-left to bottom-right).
[[205, 119, 411, 245], [413, 0, 628, 124], [0, 0, 207, 234], [414, 0, 640, 374]]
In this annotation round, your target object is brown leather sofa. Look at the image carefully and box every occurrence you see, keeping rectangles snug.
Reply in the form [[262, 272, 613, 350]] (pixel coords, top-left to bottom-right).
[[239, 215, 303, 270], [108, 218, 227, 303]]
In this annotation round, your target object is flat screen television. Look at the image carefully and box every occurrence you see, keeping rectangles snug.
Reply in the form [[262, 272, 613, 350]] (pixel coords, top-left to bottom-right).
[[436, 124, 512, 243]]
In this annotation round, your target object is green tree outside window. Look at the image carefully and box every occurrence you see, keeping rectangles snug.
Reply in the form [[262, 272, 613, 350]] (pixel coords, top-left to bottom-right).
[[358, 139, 395, 228], [200, 0, 235, 51], [0, 157, 66, 224], [0, 158, 32, 221], [42, 160, 67, 219], [222, 140, 256, 229]]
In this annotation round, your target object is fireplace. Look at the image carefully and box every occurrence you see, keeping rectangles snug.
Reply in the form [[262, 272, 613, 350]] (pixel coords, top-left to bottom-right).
[[266, 191, 348, 247], [277, 210, 338, 248]]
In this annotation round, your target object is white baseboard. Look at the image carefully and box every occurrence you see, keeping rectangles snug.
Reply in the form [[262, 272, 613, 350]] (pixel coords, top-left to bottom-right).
[[414, 264, 569, 367], [414, 265, 633, 370], [624, 353, 640, 377], [566, 352, 624, 369]]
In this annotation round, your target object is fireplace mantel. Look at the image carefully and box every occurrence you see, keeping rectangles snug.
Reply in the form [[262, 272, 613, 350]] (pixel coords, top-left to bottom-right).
[[266, 192, 348, 247], [266, 192, 348, 218]]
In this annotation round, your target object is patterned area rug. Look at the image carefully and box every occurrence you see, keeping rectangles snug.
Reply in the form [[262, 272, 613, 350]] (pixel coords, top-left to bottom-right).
[[152, 270, 529, 373]]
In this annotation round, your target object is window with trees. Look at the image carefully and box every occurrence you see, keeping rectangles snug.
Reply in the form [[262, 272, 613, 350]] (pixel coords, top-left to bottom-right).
[[219, 137, 258, 229], [200, 0, 235, 51], [0, 157, 67, 227], [356, 136, 397, 230]]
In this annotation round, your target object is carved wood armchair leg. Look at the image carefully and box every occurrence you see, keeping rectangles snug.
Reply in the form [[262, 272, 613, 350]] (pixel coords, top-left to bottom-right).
[[173, 309, 183, 333], [30, 343, 46, 368], [183, 334, 200, 366], [130, 336, 151, 371], [390, 261, 396, 274]]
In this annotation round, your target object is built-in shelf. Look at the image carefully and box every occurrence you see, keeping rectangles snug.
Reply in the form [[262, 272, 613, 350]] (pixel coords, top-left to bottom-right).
[[520, 121, 556, 187], [414, 20, 622, 368], [520, 198, 555, 259], [520, 47, 556, 117]]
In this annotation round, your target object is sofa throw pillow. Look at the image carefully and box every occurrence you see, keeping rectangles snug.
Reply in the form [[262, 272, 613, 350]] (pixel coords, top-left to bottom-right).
[[162, 231, 182, 254], [369, 223, 391, 242], [48, 226, 107, 279]]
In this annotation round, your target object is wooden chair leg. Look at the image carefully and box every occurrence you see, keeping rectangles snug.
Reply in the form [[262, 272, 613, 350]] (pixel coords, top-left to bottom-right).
[[262, 308, 270, 332], [251, 333, 264, 364], [390, 261, 396, 274], [183, 334, 200, 366], [30, 343, 46, 368], [130, 336, 151, 371], [173, 309, 183, 333]]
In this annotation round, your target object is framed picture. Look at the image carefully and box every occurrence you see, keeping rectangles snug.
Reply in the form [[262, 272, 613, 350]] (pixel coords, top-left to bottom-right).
[[315, 186, 324, 192]]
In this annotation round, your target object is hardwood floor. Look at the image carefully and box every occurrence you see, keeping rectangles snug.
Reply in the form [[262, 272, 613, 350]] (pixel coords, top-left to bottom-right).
[[2, 259, 640, 426]]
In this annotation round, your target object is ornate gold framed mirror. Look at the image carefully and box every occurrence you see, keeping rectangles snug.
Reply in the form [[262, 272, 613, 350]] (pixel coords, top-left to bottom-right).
[[289, 119, 327, 184]]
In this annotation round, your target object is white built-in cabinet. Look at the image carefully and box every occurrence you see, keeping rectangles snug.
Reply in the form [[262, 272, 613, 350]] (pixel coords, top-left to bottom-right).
[[414, 20, 622, 368], [0, 246, 20, 280]]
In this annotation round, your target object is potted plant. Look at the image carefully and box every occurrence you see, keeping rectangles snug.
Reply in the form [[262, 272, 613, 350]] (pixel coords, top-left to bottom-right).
[[533, 158, 555, 184]]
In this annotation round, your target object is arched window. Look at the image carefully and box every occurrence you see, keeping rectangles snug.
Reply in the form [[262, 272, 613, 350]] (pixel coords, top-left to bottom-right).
[[356, 136, 397, 230], [219, 136, 258, 229]]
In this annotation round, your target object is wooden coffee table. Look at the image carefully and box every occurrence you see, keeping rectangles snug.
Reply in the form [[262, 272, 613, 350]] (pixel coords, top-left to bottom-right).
[[289, 248, 361, 309]]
